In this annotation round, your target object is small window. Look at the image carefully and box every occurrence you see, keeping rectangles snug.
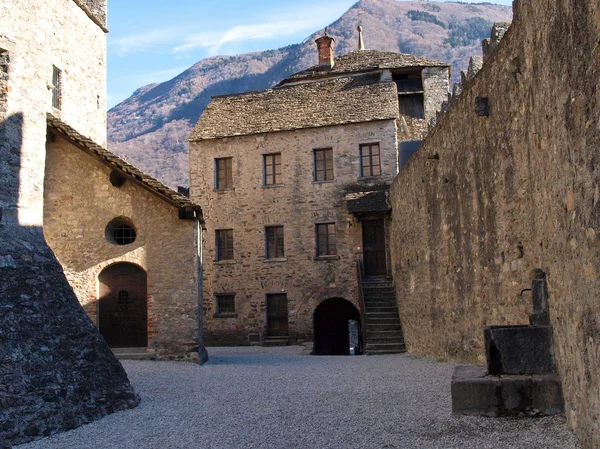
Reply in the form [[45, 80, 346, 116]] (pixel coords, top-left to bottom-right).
[[316, 223, 336, 256], [399, 94, 425, 119], [118, 290, 129, 305], [216, 294, 235, 314], [215, 157, 233, 189], [265, 226, 284, 259], [105, 217, 137, 246], [360, 143, 381, 177], [314, 148, 334, 181], [216, 229, 234, 261], [52, 65, 62, 110], [264, 153, 282, 186]]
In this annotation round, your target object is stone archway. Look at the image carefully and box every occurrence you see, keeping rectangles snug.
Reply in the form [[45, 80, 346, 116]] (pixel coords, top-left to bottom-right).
[[313, 298, 361, 355], [98, 262, 147, 348]]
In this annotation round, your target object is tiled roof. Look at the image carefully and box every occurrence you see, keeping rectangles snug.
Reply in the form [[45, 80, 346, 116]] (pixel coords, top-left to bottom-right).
[[345, 185, 391, 214], [47, 113, 203, 222], [278, 50, 449, 85], [189, 73, 399, 141]]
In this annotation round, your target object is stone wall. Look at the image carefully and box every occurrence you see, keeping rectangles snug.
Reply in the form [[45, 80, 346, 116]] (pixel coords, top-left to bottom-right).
[[389, 0, 600, 446], [0, 2, 140, 447], [44, 136, 201, 359], [190, 120, 398, 345]]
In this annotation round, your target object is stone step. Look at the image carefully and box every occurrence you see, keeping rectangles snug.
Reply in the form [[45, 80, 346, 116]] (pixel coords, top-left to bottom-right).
[[366, 346, 407, 355], [262, 337, 289, 347], [111, 347, 156, 360], [366, 313, 401, 320], [366, 342, 406, 351], [365, 323, 403, 331], [366, 336, 405, 345], [366, 329, 404, 338], [364, 306, 399, 313]]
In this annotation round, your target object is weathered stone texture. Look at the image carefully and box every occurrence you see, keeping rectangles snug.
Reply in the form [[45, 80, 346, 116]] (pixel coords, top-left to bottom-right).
[[389, 0, 600, 446], [191, 120, 398, 344], [43, 136, 202, 359]]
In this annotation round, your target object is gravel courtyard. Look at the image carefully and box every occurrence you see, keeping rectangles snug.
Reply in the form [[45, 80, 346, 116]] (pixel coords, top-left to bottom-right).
[[20, 346, 579, 449]]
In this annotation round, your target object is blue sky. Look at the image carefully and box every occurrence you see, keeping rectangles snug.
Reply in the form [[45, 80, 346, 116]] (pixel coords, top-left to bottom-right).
[[107, 0, 512, 109]]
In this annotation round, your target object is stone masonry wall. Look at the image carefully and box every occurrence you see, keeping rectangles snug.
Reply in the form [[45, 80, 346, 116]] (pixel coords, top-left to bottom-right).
[[389, 0, 600, 446], [190, 120, 398, 345], [44, 137, 201, 359]]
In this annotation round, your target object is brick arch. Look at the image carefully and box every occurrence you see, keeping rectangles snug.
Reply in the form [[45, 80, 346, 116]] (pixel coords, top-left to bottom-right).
[[313, 297, 361, 356]]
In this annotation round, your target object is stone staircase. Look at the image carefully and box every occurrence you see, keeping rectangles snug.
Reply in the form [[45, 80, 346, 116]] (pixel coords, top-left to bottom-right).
[[362, 277, 406, 355]]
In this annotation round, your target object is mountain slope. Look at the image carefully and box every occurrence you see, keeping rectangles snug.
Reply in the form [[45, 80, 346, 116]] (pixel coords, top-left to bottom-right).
[[108, 0, 512, 188]]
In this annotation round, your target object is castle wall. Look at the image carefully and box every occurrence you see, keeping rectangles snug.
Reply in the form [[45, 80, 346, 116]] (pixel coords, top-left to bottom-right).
[[44, 137, 201, 359], [0, 2, 140, 446], [389, 0, 600, 446], [190, 120, 398, 345]]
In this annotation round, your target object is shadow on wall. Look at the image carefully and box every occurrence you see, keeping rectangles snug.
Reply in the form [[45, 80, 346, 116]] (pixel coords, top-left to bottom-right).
[[0, 110, 139, 447]]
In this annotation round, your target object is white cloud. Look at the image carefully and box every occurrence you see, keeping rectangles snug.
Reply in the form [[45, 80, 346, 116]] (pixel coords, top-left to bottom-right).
[[173, 2, 351, 56], [111, 28, 179, 57]]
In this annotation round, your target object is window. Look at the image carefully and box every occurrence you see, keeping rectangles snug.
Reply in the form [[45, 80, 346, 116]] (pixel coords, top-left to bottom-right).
[[105, 217, 137, 246], [51, 65, 62, 110], [399, 94, 425, 119], [216, 229, 234, 260], [265, 226, 284, 259], [215, 157, 233, 189], [263, 153, 282, 185], [360, 143, 382, 177], [394, 71, 425, 120], [314, 148, 334, 181], [316, 223, 337, 256], [118, 290, 129, 305], [216, 294, 235, 314]]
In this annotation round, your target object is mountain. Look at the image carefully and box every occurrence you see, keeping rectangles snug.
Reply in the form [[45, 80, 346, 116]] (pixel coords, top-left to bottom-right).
[[107, 0, 512, 188]]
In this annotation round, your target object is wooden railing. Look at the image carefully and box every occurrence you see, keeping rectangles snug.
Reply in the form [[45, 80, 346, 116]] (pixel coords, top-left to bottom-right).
[[356, 259, 367, 354]]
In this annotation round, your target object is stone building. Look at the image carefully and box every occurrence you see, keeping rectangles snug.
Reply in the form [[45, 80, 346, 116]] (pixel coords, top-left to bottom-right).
[[0, 1, 141, 446], [189, 31, 450, 352], [44, 115, 206, 361]]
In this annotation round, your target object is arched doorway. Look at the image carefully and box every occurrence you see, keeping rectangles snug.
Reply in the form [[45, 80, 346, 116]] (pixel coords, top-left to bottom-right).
[[313, 298, 361, 355], [98, 263, 147, 348]]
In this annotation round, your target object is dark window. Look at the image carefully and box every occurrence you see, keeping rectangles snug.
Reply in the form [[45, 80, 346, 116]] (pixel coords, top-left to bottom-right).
[[113, 225, 136, 245], [314, 148, 334, 181], [216, 229, 234, 260], [265, 226, 284, 259], [118, 290, 129, 305], [216, 294, 235, 314], [215, 157, 233, 189], [316, 223, 337, 256], [52, 66, 62, 110], [264, 153, 282, 185], [360, 143, 381, 177], [399, 94, 425, 119]]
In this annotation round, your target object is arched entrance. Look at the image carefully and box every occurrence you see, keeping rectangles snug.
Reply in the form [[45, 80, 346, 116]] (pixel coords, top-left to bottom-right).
[[313, 298, 361, 355], [98, 263, 147, 348]]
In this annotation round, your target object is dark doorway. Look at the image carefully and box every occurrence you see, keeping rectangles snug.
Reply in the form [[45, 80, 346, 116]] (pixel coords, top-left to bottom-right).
[[362, 219, 387, 276], [313, 298, 361, 355], [266, 293, 288, 336], [99, 263, 147, 348]]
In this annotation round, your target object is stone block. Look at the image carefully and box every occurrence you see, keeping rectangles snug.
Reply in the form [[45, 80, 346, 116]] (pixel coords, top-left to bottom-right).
[[485, 325, 555, 375], [452, 365, 564, 417]]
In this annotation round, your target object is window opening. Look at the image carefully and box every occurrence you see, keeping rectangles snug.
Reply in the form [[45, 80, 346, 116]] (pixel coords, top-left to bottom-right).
[[360, 143, 381, 177], [216, 294, 235, 314], [314, 148, 334, 181], [266, 226, 285, 259], [264, 153, 282, 185], [52, 65, 62, 110], [316, 223, 337, 256], [215, 157, 233, 189], [118, 290, 129, 305], [216, 229, 234, 260]]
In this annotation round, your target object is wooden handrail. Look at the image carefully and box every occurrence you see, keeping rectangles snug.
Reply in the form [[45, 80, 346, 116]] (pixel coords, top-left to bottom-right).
[[356, 259, 367, 354]]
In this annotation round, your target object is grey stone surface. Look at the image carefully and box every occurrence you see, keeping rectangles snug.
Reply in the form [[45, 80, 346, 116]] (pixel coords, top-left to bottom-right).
[[484, 326, 555, 375], [19, 347, 579, 449], [452, 365, 564, 417]]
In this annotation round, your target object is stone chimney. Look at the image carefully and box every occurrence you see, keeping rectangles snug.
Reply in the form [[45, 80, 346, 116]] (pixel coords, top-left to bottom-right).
[[358, 25, 365, 50], [315, 29, 335, 69]]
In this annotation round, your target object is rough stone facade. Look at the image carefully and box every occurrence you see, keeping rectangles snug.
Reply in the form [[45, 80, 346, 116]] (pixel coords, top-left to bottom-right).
[[44, 134, 203, 360], [0, 1, 141, 447], [389, 0, 600, 447], [190, 120, 398, 345]]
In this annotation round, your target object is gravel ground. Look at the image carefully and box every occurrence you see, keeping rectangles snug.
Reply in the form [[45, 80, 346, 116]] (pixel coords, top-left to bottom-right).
[[19, 346, 579, 449]]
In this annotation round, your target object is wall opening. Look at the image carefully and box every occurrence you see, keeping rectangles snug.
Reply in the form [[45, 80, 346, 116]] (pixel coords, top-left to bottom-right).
[[99, 262, 148, 348], [313, 298, 361, 355]]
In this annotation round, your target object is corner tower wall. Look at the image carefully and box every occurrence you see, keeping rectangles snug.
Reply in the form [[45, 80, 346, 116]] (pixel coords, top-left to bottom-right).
[[389, 0, 600, 446]]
